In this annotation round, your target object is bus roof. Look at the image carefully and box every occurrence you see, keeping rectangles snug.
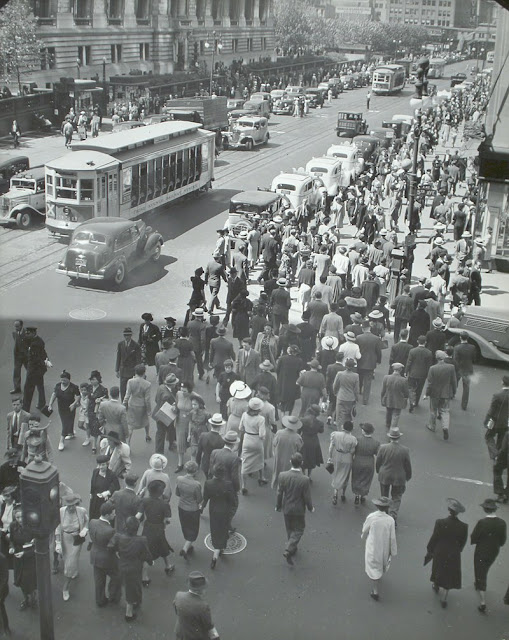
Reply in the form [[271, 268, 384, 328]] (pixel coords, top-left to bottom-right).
[[71, 121, 202, 155], [46, 150, 119, 171], [230, 191, 281, 206]]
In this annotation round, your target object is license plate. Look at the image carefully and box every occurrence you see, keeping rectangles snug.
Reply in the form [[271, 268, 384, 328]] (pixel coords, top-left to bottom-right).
[[75, 257, 86, 267]]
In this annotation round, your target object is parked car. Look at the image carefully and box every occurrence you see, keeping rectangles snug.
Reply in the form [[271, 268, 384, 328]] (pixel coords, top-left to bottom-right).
[[249, 92, 272, 109], [241, 100, 271, 119], [270, 89, 287, 102], [446, 306, 509, 364], [326, 144, 365, 186], [284, 85, 305, 98], [227, 97, 245, 112], [223, 116, 269, 150], [56, 217, 163, 287], [352, 135, 381, 164], [0, 166, 46, 229], [270, 172, 322, 212], [272, 97, 294, 116], [304, 156, 342, 196], [305, 88, 325, 108], [0, 156, 30, 195], [225, 190, 284, 235]]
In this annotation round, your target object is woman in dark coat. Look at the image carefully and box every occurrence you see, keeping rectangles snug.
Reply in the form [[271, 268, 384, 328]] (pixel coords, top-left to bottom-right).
[[276, 345, 304, 415], [136, 480, 174, 584], [89, 455, 120, 521], [139, 313, 162, 366], [470, 498, 507, 613], [426, 498, 468, 608], [174, 328, 196, 384], [300, 405, 324, 477], [201, 464, 236, 570], [9, 506, 37, 609], [108, 516, 152, 622], [48, 370, 80, 444], [408, 302, 431, 347], [351, 423, 380, 504], [231, 290, 253, 345], [86, 370, 109, 453], [187, 267, 206, 321]]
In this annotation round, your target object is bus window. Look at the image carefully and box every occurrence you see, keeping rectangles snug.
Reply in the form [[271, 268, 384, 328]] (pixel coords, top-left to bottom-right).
[[154, 156, 162, 199], [147, 159, 154, 201], [139, 162, 147, 203], [162, 155, 169, 194], [80, 179, 94, 201], [176, 150, 183, 189], [170, 153, 176, 191], [56, 176, 77, 199], [182, 148, 189, 186]]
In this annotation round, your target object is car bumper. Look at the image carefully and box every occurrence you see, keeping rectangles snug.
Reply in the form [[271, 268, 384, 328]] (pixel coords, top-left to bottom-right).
[[56, 267, 105, 280], [0, 216, 14, 226]]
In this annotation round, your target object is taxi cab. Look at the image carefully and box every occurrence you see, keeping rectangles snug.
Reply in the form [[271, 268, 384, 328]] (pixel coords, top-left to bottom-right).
[[305, 156, 342, 196], [270, 172, 322, 212]]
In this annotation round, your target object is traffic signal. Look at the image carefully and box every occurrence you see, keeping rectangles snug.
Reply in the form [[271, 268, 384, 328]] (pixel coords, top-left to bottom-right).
[[20, 459, 60, 537]]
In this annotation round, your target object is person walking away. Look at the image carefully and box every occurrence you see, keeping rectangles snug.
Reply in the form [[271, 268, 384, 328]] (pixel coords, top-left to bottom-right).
[[388, 328, 412, 371], [9, 505, 37, 610], [22, 326, 50, 413], [424, 350, 457, 440], [381, 363, 408, 431], [332, 358, 359, 427], [357, 321, 382, 405], [328, 420, 357, 505], [205, 255, 227, 314], [452, 331, 476, 411], [471, 498, 507, 613], [361, 496, 397, 601], [89, 454, 120, 521], [300, 405, 324, 479], [272, 416, 303, 489], [98, 386, 129, 446], [88, 501, 121, 608], [375, 427, 411, 525], [109, 472, 141, 533], [425, 498, 468, 609], [296, 359, 326, 418], [406, 336, 433, 412], [115, 327, 142, 401], [63, 119, 73, 148], [11, 319, 27, 395], [239, 398, 268, 493], [174, 571, 220, 640], [201, 464, 236, 569], [175, 460, 202, 560], [366, 91, 371, 111], [124, 364, 152, 445], [484, 375, 509, 462], [391, 285, 414, 343], [352, 423, 380, 505], [11, 120, 21, 148], [276, 452, 314, 565]]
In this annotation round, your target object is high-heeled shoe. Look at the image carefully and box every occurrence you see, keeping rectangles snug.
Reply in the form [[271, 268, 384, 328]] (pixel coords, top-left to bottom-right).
[[174, 465, 184, 473], [478, 604, 487, 614], [370, 592, 379, 601], [340, 494, 346, 503], [145, 435, 152, 442], [142, 579, 151, 587], [179, 549, 188, 560], [432, 583, 439, 593], [241, 488, 248, 495], [210, 557, 217, 570], [332, 494, 338, 505], [440, 600, 447, 609], [354, 495, 360, 505]]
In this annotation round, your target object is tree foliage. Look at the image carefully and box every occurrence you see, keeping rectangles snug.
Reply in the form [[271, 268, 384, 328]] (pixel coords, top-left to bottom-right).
[[274, 0, 430, 55], [0, 0, 43, 92]]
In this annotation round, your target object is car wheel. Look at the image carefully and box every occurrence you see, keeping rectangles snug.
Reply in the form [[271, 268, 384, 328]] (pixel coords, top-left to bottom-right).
[[113, 262, 126, 286], [245, 139, 254, 151], [264, 133, 269, 143], [151, 244, 161, 262], [16, 210, 32, 229]]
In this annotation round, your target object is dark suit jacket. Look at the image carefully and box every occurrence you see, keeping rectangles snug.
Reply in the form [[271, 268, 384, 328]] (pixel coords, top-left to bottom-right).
[[174, 590, 214, 640], [209, 337, 235, 368], [276, 469, 313, 515], [12, 329, 27, 361], [26, 335, 47, 375], [406, 346, 433, 379], [271, 288, 291, 316], [389, 341, 412, 369], [115, 339, 142, 378], [158, 363, 183, 386], [426, 362, 457, 399], [357, 332, 382, 371], [381, 374, 408, 409], [453, 342, 476, 376], [376, 441, 412, 485], [425, 328, 447, 356], [7, 409, 30, 449], [89, 518, 118, 571], [97, 400, 128, 442], [485, 388, 509, 431], [109, 488, 142, 533], [209, 447, 241, 492], [196, 431, 224, 476]]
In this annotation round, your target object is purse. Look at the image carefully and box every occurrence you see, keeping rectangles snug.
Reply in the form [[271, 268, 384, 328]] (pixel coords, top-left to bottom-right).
[[325, 461, 334, 474], [73, 535, 86, 546]]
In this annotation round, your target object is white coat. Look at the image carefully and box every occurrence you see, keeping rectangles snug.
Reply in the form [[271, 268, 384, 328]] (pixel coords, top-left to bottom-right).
[[361, 510, 397, 580]]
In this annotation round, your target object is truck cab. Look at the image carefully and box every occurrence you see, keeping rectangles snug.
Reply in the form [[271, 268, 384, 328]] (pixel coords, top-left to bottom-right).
[[336, 112, 368, 138], [325, 145, 364, 186], [0, 166, 46, 229], [223, 116, 269, 150]]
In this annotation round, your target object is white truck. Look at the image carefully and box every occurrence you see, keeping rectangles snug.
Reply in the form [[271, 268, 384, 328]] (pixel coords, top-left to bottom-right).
[[325, 144, 364, 186], [0, 166, 46, 229]]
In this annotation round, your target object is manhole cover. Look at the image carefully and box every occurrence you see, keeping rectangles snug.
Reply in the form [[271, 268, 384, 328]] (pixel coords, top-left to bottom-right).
[[69, 308, 107, 320], [204, 532, 247, 555]]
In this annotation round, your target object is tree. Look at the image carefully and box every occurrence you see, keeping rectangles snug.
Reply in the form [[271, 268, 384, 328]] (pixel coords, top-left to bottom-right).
[[273, 0, 313, 53], [0, 0, 43, 93]]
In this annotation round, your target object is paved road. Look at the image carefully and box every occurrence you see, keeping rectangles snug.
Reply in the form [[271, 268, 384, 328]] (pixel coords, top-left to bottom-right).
[[1, 60, 509, 640]]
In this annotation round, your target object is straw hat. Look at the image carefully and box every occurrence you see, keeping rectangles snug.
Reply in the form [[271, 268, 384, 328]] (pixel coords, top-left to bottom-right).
[[149, 454, 168, 471], [282, 415, 302, 431], [229, 380, 251, 399], [321, 336, 339, 351]]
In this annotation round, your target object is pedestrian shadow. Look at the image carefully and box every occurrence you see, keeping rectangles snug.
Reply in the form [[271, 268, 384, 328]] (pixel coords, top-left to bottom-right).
[[481, 286, 507, 297]]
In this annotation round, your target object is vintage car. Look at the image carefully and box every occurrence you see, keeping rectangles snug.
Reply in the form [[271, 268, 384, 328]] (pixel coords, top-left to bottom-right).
[[284, 85, 305, 98], [352, 135, 381, 164], [239, 100, 271, 119], [223, 116, 269, 150], [0, 166, 46, 229], [325, 144, 365, 186], [270, 172, 322, 212], [227, 97, 245, 112], [56, 217, 163, 286], [0, 155, 30, 195], [304, 156, 342, 196], [369, 126, 395, 149], [225, 190, 284, 235], [270, 89, 287, 102], [446, 306, 509, 364], [249, 92, 272, 109], [304, 88, 325, 108], [336, 111, 368, 138], [272, 97, 294, 115]]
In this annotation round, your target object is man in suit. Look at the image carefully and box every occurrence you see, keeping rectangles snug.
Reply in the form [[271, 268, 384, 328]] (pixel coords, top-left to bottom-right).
[[208, 326, 235, 378], [425, 318, 447, 360], [388, 328, 412, 371], [97, 386, 128, 443], [109, 472, 141, 533], [22, 327, 49, 412], [204, 254, 227, 314], [174, 572, 220, 640], [391, 284, 414, 342], [376, 427, 412, 523], [425, 350, 457, 440], [153, 374, 178, 454], [88, 501, 121, 607], [209, 431, 241, 532], [408, 300, 431, 347], [11, 319, 27, 394], [115, 327, 142, 400], [453, 331, 476, 411], [154, 339, 175, 375], [381, 363, 408, 430], [484, 375, 509, 461], [157, 348, 183, 386], [276, 452, 314, 565], [271, 278, 292, 335], [357, 320, 382, 405], [196, 415, 225, 478], [6, 396, 30, 450], [235, 338, 261, 387], [406, 336, 433, 412], [187, 308, 207, 380], [224, 266, 247, 326]]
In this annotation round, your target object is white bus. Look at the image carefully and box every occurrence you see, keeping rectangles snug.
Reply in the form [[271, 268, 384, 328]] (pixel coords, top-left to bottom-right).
[[372, 64, 406, 95], [428, 58, 447, 79], [45, 121, 215, 236]]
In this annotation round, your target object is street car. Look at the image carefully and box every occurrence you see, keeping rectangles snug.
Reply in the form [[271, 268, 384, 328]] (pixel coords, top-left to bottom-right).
[[56, 217, 163, 287], [446, 306, 509, 364]]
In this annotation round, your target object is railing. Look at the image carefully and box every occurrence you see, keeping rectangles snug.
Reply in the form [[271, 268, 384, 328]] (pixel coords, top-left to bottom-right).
[[74, 16, 92, 25], [108, 17, 122, 24]]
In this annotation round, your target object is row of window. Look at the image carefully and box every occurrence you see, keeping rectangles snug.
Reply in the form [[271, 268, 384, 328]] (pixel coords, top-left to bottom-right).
[[129, 145, 203, 208], [47, 173, 118, 201]]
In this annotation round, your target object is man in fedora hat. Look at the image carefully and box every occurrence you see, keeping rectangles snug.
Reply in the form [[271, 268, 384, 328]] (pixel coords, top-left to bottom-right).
[[187, 309, 207, 380], [235, 338, 261, 388], [425, 350, 457, 440], [209, 431, 240, 533], [98, 386, 129, 444], [272, 416, 303, 489], [453, 331, 476, 411], [174, 571, 220, 640], [425, 318, 447, 360], [11, 319, 27, 395], [296, 360, 326, 417], [484, 375, 509, 461], [196, 415, 225, 477], [157, 347, 183, 386], [115, 328, 142, 401], [108, 472, 141, 533], [381, 363, 408, 431], [100, 431, 131, 479], [215, 360, 239, 420], [376, 427, 412, 523], [332, 358, 359, 426], [276, 452, 314, 565], [224, 266, 247, 327], [209, 326, 235, 378], [391, 284, 414, 343], [357, 320, 382, 405], [270, 278, 291, 335], [22, 326, 50, 413], [155, 339, 176, 376], [205, 254, 227, 314], [406, 336, 433, 412], [153, 375, 179, 454], [494, 431, 509, 504]]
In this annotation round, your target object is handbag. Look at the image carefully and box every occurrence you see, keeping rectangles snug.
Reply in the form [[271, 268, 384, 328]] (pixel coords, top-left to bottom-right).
[[73, 534, 86, 546], [325, 461, 334, 474]]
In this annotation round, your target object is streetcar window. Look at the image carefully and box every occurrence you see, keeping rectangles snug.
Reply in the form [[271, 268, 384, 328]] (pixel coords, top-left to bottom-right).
[[131, 164, 140, 207], [162, 154, 170, 194], [56, 176, 77, 199], [139, 162, 147, 203], [147, 159, 154, 201], [182, 148, 190, 186], [154, 156, 162, 199], [80, 179, 94, 201], [169, 153, 176, 191], [190, 147, 196, 182], [196, 145, 202, 180], [176, 150, 183, 189]]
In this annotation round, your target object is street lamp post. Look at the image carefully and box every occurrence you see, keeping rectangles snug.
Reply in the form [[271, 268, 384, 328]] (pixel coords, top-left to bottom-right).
[[204, 32, 223, 95], [20, 457, 61, 640]]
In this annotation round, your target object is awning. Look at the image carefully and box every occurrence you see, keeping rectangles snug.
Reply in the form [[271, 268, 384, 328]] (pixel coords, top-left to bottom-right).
[[478, 140, 509, 183]]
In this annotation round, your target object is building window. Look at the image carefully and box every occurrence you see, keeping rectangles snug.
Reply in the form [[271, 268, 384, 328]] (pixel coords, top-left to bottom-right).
[[77, 45, 91, 66], [259, 0, 267, 21], [33, 0, 54, 18], [195, 0, 204, 19], [200, 40, 205, 55], [247, 37, 254, 51], [232, 38, 239, 52], [40, 46, 56, 70], [211, 0, 222, 20], [139, 43, 150, 60], [170, 0, 177, 17], [261, 36, 267, 50], [108, 0, 123, 21], [135, 0, 150, 22], [74, 0, 92, 22], [244, 0, 254, 21], [111, 44, 122, 62]]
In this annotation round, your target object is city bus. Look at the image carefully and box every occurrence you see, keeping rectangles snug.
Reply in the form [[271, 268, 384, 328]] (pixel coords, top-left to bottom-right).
[[45, 121, 215, 236], [428, 58, 447, 79], [371, 64, 406, 95]]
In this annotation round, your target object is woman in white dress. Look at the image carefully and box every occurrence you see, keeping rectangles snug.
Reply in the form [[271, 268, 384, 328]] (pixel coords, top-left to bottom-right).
[[239, 397, 267, 494], [361, 496, 397, 601], [55, 494, 89, 602], [328, 420, 357, 505]]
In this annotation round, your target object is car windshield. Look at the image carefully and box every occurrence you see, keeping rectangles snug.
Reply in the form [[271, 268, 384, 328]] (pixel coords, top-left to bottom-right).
[[237, 120, 256, 128], [230, 202, 262, 214], [72, 231, 107, 245], [308, 167, 328, 174], [275, 183, 296, 191], [331, 152, 348, 158], [11, 178, 35, 189]]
